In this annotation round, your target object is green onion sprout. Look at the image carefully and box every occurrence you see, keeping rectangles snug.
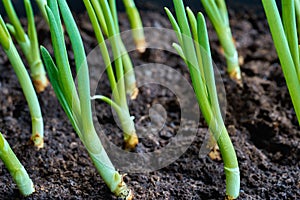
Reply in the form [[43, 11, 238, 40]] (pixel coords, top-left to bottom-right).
[[0, 16, 44, 148], [200, 0, 242, 81], [41, 0, 133, 198], [35, 0, 49, 24], [84, 0, 139, 149], [122, 0, 147, 53], [110, 0, 139, 99], [0, 132, 35, 196], [85, 0, 139, 99], [262, 0, 300, 125], [295, 0, 300, 37], [2, 0, 49, 92], [165, 0, 240, 198]]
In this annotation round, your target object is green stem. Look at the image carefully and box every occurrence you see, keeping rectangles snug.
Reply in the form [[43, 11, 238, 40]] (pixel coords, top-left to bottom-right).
[[197, 12, 224, 127], [168, 1, 240, 198], [0, 16, 44, 148], [186, 8, 207, 87], [218, 26, 241, 79], [35, 0, 49, 24], [91, 95, 122, 113], [85, 0, 120, 101], [101, 0, 138, 148], [117, 107, 137, 149], [2, 0, 26, 42], [84, 129, 133, 198], [90, 0, 109, 36], [215, 0, 229, 26], [208, 119, 240, 198], [24, 0, 49, 92], [119, 38, 139, 99], [109, 0, 119, 32], [45, 4, 81, 114], [3, 0, 49, 92], [201, 0, 241, 80], [282, 0, 300, 79], [172, 43, 186, 62], [122, 0, 146, 53], [199, 9, 240, 198], [295, 0, 300, 39], [109, 0, 139, 99], [91, 95, 137, 149], [0, 16, 10, 50], [84, 0, 138, 149], [5, 41, 44, 148], [99, 0, 126, 107], [54, 1, 133, 198], [165, 8, 183, 46], [262, 0, 300, 125], [0, 132, 35, 196], [90, 0, 138, 99]]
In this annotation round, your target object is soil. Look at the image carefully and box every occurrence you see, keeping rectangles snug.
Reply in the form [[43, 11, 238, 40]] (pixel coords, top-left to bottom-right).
[[0, 7, 299, 200]]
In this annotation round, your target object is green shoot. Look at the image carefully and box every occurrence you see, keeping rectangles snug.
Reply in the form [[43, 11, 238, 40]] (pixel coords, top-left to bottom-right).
[[84, 0, 139, 149], [295, 0, 300, 37], [110, 0, 139, 99], [0, 16, 44, 148], [122, 0, 147, 53], [166, 0, 240, 198], [2, 0, 49, 92], [0, 132, 35, 196], [262, 0, 300, 125], [88, 0, 139, 99], [41, 0, 133, 198], [200, 0, 242, 81], [35, 0, 49, 24]]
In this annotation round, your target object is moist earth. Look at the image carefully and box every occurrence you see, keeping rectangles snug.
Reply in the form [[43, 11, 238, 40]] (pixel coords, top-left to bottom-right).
[[0, 7, 299, 200]]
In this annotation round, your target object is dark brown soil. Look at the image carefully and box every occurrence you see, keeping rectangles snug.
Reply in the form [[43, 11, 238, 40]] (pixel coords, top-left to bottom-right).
[[0, 7, 299, 200]]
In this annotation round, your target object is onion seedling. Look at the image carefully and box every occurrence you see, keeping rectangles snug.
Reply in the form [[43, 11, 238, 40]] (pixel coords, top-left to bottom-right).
[[262, 0, 300, 125], [40, 0, 133, 198], [122, 0, 146, 53], [86, 0, 139, 99], [35, 0, 49, 24], [165, 0, 240, 198], [0, 132, 35, 196], [0, 16, 44, 148], [2, 0, 49, 92], [295, 0, 300, 40], [110, 0, 139, 99], [200, 0, 242, 81], [84, 0, 139, 149], [295, 0, 300, 37]]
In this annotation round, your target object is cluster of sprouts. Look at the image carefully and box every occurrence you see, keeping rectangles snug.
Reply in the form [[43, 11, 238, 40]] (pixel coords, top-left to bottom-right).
[[0, 0, 299, 199]]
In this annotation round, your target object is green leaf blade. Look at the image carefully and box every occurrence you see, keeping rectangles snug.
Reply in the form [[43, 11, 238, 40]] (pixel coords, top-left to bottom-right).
[[263, 0, 300, 124], [40, 46, 81, 136], [282, 0, 300, 76], [165, 7, 183, 46]]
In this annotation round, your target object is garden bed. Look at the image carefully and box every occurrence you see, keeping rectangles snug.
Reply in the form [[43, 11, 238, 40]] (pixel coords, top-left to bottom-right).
[[0, 7, 299, 199]]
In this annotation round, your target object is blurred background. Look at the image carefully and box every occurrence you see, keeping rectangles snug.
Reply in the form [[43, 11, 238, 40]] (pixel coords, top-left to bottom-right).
[[0, 0, 280, 17]]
